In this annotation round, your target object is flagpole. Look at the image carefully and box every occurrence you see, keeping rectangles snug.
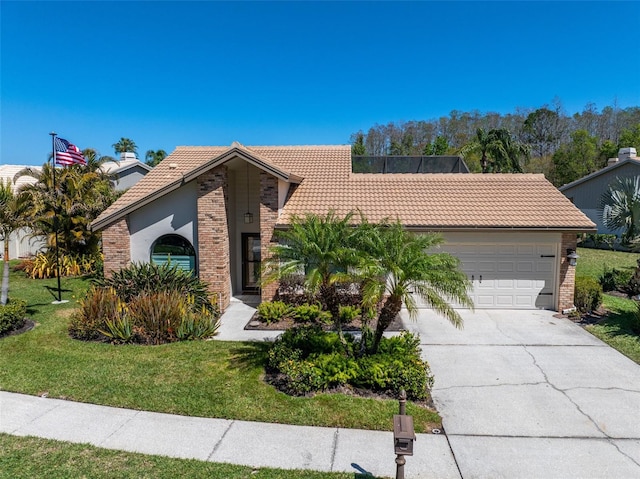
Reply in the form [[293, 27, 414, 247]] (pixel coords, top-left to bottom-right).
[[49, 132, 66, 304]]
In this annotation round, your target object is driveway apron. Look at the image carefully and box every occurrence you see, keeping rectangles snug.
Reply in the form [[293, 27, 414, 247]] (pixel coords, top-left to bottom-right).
[[401, 309, 640, 479]]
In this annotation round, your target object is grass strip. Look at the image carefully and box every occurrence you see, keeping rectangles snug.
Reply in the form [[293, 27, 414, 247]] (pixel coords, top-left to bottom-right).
[[0, 433, 374, 479]]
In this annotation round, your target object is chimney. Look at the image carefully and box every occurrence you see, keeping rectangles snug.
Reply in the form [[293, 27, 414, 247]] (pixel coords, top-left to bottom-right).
[[608, 157, 619, 166], [618, 147, 637, 161], [120, 152, 137, 162]]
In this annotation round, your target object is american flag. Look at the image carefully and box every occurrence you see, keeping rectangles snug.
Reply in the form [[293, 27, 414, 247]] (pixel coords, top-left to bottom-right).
[[54, 137, 86, 166]]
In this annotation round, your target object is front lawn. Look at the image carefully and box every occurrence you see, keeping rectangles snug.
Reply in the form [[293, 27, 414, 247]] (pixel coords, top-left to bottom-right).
[[0, 263, 439, 432], [0, 434, 364, 479], [587, 294, 640, 364], [575, 248, 640, 365], [576, 246, 640, 280]]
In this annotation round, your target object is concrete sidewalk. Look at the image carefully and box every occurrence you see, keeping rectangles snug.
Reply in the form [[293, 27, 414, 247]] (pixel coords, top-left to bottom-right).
[[0, 391, 459, 478]]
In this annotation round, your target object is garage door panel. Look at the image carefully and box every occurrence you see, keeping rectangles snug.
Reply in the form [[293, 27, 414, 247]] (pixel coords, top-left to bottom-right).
[[496, 295, 516, 306], [477, 245, 498, 255], [478, 262, 496, 272], [496, 279, 514, 288], [517, 245, 535, 255], [537, 262, 554, 273], [498, 245, 517, 255], [415, 240, 558, 311], [516, 295, 535, 306], [476, 295, 497, 307], [498, 262, 514, 272], [537, 245, 556, 255], [518, 260, 537, 271], [516, 279, 533, 288]]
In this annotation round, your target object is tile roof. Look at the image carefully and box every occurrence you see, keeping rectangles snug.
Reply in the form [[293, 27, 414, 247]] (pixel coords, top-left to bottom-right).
[[101, 158, 152, 175], [92, 144, 595, 232]]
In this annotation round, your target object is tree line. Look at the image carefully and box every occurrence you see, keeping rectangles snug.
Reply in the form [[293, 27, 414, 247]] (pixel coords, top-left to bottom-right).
[[350, 100, 640, 186]]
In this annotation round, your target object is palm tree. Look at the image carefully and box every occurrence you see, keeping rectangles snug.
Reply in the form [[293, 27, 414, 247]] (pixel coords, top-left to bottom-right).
[[1, 179, 28, 304], [112, 138, 138, 156], [461, 128, 529, 173], [357, 221, 473, 353], [599, 176, 640, 244], [145, 149, 167, 167], [14, 162, 117, 257], [261, 211, 360, 324]]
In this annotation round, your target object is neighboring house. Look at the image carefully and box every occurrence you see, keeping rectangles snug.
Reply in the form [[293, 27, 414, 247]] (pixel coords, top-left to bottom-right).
[[0, 164, 46, 259], [101, 153, 153, 191], [92, 142, 595, 314], [0, 155, 150, 259], [559, 147, 639, 235]]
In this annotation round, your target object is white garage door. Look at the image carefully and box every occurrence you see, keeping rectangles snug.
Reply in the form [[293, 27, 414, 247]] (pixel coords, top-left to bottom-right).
[[415, 241, 557, 310]]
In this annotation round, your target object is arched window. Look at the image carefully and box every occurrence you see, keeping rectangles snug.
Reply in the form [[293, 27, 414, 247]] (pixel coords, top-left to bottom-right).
[[150, 234, 196, 274]]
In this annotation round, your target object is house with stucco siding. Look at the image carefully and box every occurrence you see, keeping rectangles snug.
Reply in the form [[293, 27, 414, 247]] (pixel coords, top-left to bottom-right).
[[91, 142, 595, 314], [559, 147, 640, 236]]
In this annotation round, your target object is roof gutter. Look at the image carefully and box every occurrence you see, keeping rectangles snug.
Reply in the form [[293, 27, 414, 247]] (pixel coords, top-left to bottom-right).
[[274, 223, 596, 233]]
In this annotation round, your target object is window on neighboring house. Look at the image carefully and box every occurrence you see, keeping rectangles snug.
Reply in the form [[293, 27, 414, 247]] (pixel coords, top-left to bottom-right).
[[151, 234, 196, 274]]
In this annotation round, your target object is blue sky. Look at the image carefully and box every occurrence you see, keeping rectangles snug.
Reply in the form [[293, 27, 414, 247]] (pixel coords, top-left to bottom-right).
[[2, 1, 639, 166]]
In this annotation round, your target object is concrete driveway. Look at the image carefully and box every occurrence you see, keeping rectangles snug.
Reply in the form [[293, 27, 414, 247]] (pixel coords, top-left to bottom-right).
[[401, 309, 640, 479]]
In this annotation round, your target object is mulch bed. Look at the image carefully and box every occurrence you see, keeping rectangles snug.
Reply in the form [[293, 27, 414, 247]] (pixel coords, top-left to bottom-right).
[[560, 291, 632, 326], [245, 312, 404, 332], [0, 318, 36, 339]]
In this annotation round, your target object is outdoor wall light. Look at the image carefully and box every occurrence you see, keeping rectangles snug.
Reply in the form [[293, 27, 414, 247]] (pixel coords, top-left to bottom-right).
[[244, 162, 253, 224], [567, 249, 579, 267]]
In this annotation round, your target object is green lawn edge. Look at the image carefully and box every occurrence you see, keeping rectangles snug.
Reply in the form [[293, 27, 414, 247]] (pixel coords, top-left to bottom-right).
[[0, 433, 376, 479], [576, 247, 640, 365]]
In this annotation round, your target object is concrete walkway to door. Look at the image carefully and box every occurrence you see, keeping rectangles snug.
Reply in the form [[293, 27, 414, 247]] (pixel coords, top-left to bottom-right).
[[401, 309, 640, 479]]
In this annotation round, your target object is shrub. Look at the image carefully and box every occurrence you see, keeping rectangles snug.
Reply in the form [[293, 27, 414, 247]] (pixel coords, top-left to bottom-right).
[[275, 274, 316, 306], [580, 233, 618, 250], [0, 300, 27, 335], [334, 282, 364, 308], [96, 262, 217, 314], [599, 267, 633, 292], [176, 309, 221, 340], [267, 327, 431, 400], [99, 315, 134, 344], [312, 352, 360, 387], [632, 302, 640, 335], [574, 276, 603, 313], [276, 359, 324, 395], [291, 303, 331, 324], [22, 252, 102, 279], [627, 259, 640, 296], [127, 291, 187, 345], [338, 305, 361, 324], [69, 287, 124, 341], [256, 301, 291, 324], [70, 280, 221, 345], [355, 332, 433, 399]]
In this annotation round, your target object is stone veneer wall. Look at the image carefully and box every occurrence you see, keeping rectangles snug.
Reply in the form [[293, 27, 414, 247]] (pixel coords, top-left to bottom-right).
[[260, 172, 279, 303], [558, 232, 578, 312], [102, 217, 130, 277], [197, 167, 231, 312]]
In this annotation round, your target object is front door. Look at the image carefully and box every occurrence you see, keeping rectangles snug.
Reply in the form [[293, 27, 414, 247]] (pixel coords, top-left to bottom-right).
[[242, 233, 261, 293]]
